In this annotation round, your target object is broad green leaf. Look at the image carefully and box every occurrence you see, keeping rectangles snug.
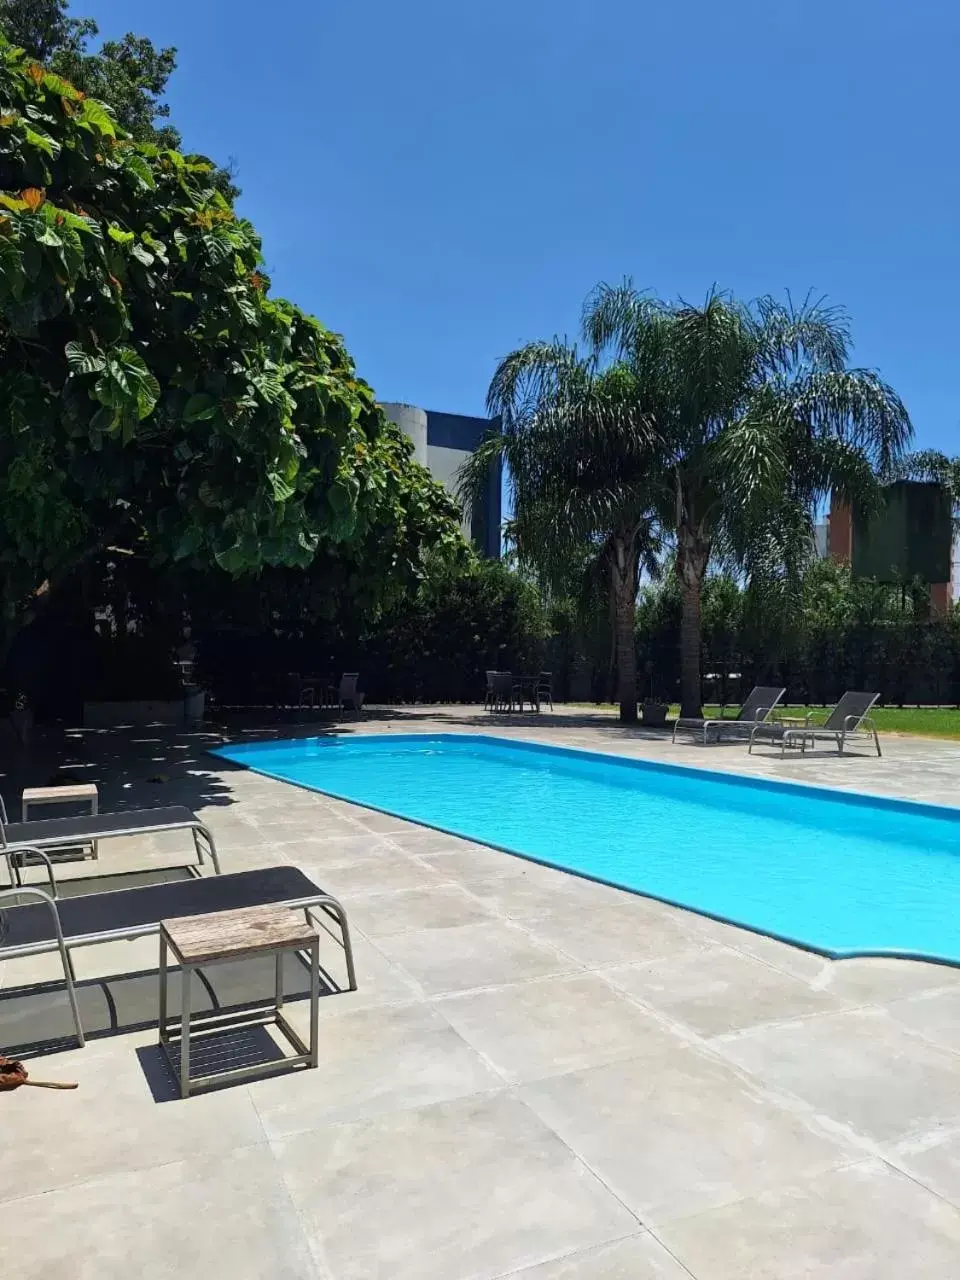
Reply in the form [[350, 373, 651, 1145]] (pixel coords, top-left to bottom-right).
[[123, 152, 155, 190], [42, 71, 82, 100], [130, 241, 154, 267], [64, 342, 106, 375], [79, 99, 117, 138], [174, 526, 203, 560], [183, 393, 218, 422], [107, 226, 135, 246], [268, 471, 296, 502], [23, 126, 59, 158]]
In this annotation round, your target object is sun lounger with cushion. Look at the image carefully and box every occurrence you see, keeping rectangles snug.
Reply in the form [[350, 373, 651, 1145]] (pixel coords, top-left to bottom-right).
[[672, 686, 786, 745], [0, 863, 355, 1046], [749, 691, 881, 757], [0, 801, 220, 885]]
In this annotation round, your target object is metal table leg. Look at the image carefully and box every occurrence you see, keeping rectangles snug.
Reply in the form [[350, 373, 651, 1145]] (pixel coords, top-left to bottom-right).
[[309, 936, 320, 1068], [180, 963, 192, 1100]]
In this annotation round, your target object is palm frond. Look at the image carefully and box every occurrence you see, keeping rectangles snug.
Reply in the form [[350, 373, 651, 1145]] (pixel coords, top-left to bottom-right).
[[754, 291, 850, 374], [581, 280, 670, 361], [787, 368, 912, 473]]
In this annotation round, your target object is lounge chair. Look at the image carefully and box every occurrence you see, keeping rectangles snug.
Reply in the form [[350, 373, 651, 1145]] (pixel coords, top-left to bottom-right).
[[672, 686, 786, 745], [0, 798, 220, 888], [338, 672, 365, 716], [749, 690, 881, 757], [0, 862, 355, 1047]]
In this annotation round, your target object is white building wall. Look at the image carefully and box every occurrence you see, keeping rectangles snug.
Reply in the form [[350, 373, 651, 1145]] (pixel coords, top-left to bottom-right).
[[380, 402, 428, 467], [426, 442, 472, 538]]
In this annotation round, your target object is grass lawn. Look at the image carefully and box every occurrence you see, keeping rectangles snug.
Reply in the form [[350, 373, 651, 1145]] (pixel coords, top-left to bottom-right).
[[569, 702, 960, 739]]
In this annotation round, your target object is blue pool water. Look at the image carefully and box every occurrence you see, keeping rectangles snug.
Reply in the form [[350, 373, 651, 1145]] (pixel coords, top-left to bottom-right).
[[213, 733, 960, 963]]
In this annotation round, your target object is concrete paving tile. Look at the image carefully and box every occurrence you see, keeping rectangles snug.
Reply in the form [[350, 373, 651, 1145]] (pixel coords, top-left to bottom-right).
[[688, 915, 831, 981], [601, 946, 844, 1037], [286, 833, 402, 864], [815, 956, 960, 1005], [0, 1144, 320, 1279], [410, 842, 535, 884], [464, 867, 637, 920], [348, 807, 424, 834], [439, 973, 684, 1083], [275, 1092, 638, 1280], [501, 1234, 693, 1279], [658, 1159, 960, 1279], [713, 1006, 960, 1142], [249, 1001, 503, 1137], [386, 828, 492, 856], [883, 986, 960, 1053], [522, 901, 710, 969], [311, 930, 423, 1012], [349, 883, 495, 937], [520, 1048, 855, 1224], [375, 920, 579, 996], [306, 851, 447, 899], [887, 1126, 960, 1208], [0, 1041, 267, 1198]]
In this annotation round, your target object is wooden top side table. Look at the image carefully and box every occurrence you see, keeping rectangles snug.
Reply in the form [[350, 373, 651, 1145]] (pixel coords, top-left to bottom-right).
[[21, 782, 99, 814], [159, 905, 320, 1098], [21, 781, 99, 862]]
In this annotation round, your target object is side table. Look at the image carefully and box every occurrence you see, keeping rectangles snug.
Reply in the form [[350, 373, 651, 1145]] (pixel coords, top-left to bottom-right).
[[159, 905, 320, 1099], [21, 781, 99, 863]]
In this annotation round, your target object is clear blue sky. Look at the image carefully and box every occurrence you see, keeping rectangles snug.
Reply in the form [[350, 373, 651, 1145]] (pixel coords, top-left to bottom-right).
[[89, 0, 957, 449]]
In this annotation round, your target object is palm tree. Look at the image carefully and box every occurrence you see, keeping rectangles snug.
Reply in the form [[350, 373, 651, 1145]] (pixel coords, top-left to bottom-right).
[[584, 285, 913, 717], [459, 342, 662, 721]]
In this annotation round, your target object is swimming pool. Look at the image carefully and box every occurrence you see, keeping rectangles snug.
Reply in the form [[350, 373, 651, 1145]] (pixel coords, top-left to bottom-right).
[[213, 733, 960, 964]]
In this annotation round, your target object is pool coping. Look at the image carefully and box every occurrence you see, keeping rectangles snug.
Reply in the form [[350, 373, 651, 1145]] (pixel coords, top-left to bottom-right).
[[210, 731, 960, 969]]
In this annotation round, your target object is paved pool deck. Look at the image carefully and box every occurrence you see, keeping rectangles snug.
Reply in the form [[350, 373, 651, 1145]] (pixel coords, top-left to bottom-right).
[[4, 705, 960, 1278]]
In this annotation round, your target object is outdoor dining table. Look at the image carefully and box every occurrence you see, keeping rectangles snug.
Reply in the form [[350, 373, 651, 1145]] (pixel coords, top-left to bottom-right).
[[512, 674, 541, 712]]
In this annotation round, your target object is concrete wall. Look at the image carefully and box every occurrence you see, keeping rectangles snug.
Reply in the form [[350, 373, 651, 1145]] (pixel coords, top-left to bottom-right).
[[379, 401, 501, 558], [380, 402, 428, 467]]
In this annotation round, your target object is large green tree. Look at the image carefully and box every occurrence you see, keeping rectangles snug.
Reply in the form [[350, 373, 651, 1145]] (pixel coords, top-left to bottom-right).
[[0, 36, 461, 629], [0, 0, 237, 194], [585, 285, 913, 717]]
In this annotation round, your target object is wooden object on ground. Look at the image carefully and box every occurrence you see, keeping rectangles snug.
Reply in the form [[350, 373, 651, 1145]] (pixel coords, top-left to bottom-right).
[[0, 1055, 78, 1091]]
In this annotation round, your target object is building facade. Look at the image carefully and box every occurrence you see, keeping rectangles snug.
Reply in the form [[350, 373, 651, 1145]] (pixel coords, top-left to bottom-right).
[[821, 484, 957, 610], [381, 403, 502, 558]]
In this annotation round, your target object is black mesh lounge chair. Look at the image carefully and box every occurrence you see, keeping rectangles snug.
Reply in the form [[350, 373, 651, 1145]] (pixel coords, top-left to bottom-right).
[[0, 797, 219, 887], [749, 691, 881, 757], [0, 861, 355, 1046], [672, 686, 786, 745]]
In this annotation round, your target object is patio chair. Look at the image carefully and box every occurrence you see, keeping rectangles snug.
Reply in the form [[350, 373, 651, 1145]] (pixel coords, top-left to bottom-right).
[[0, 861, 355, 1047], [484, 670, 499, 711], [672, 686, 786, 745], [749, 691, 882, 757], [338, 673, 365, 716], [536, 671, 554, 711], [0, 797, 220, 888], [492, 671, 515, 711]]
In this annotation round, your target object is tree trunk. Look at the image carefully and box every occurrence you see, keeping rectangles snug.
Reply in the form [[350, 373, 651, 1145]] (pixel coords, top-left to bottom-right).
[[611, 535, 639, 723], [677, 523, 711, 720]]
